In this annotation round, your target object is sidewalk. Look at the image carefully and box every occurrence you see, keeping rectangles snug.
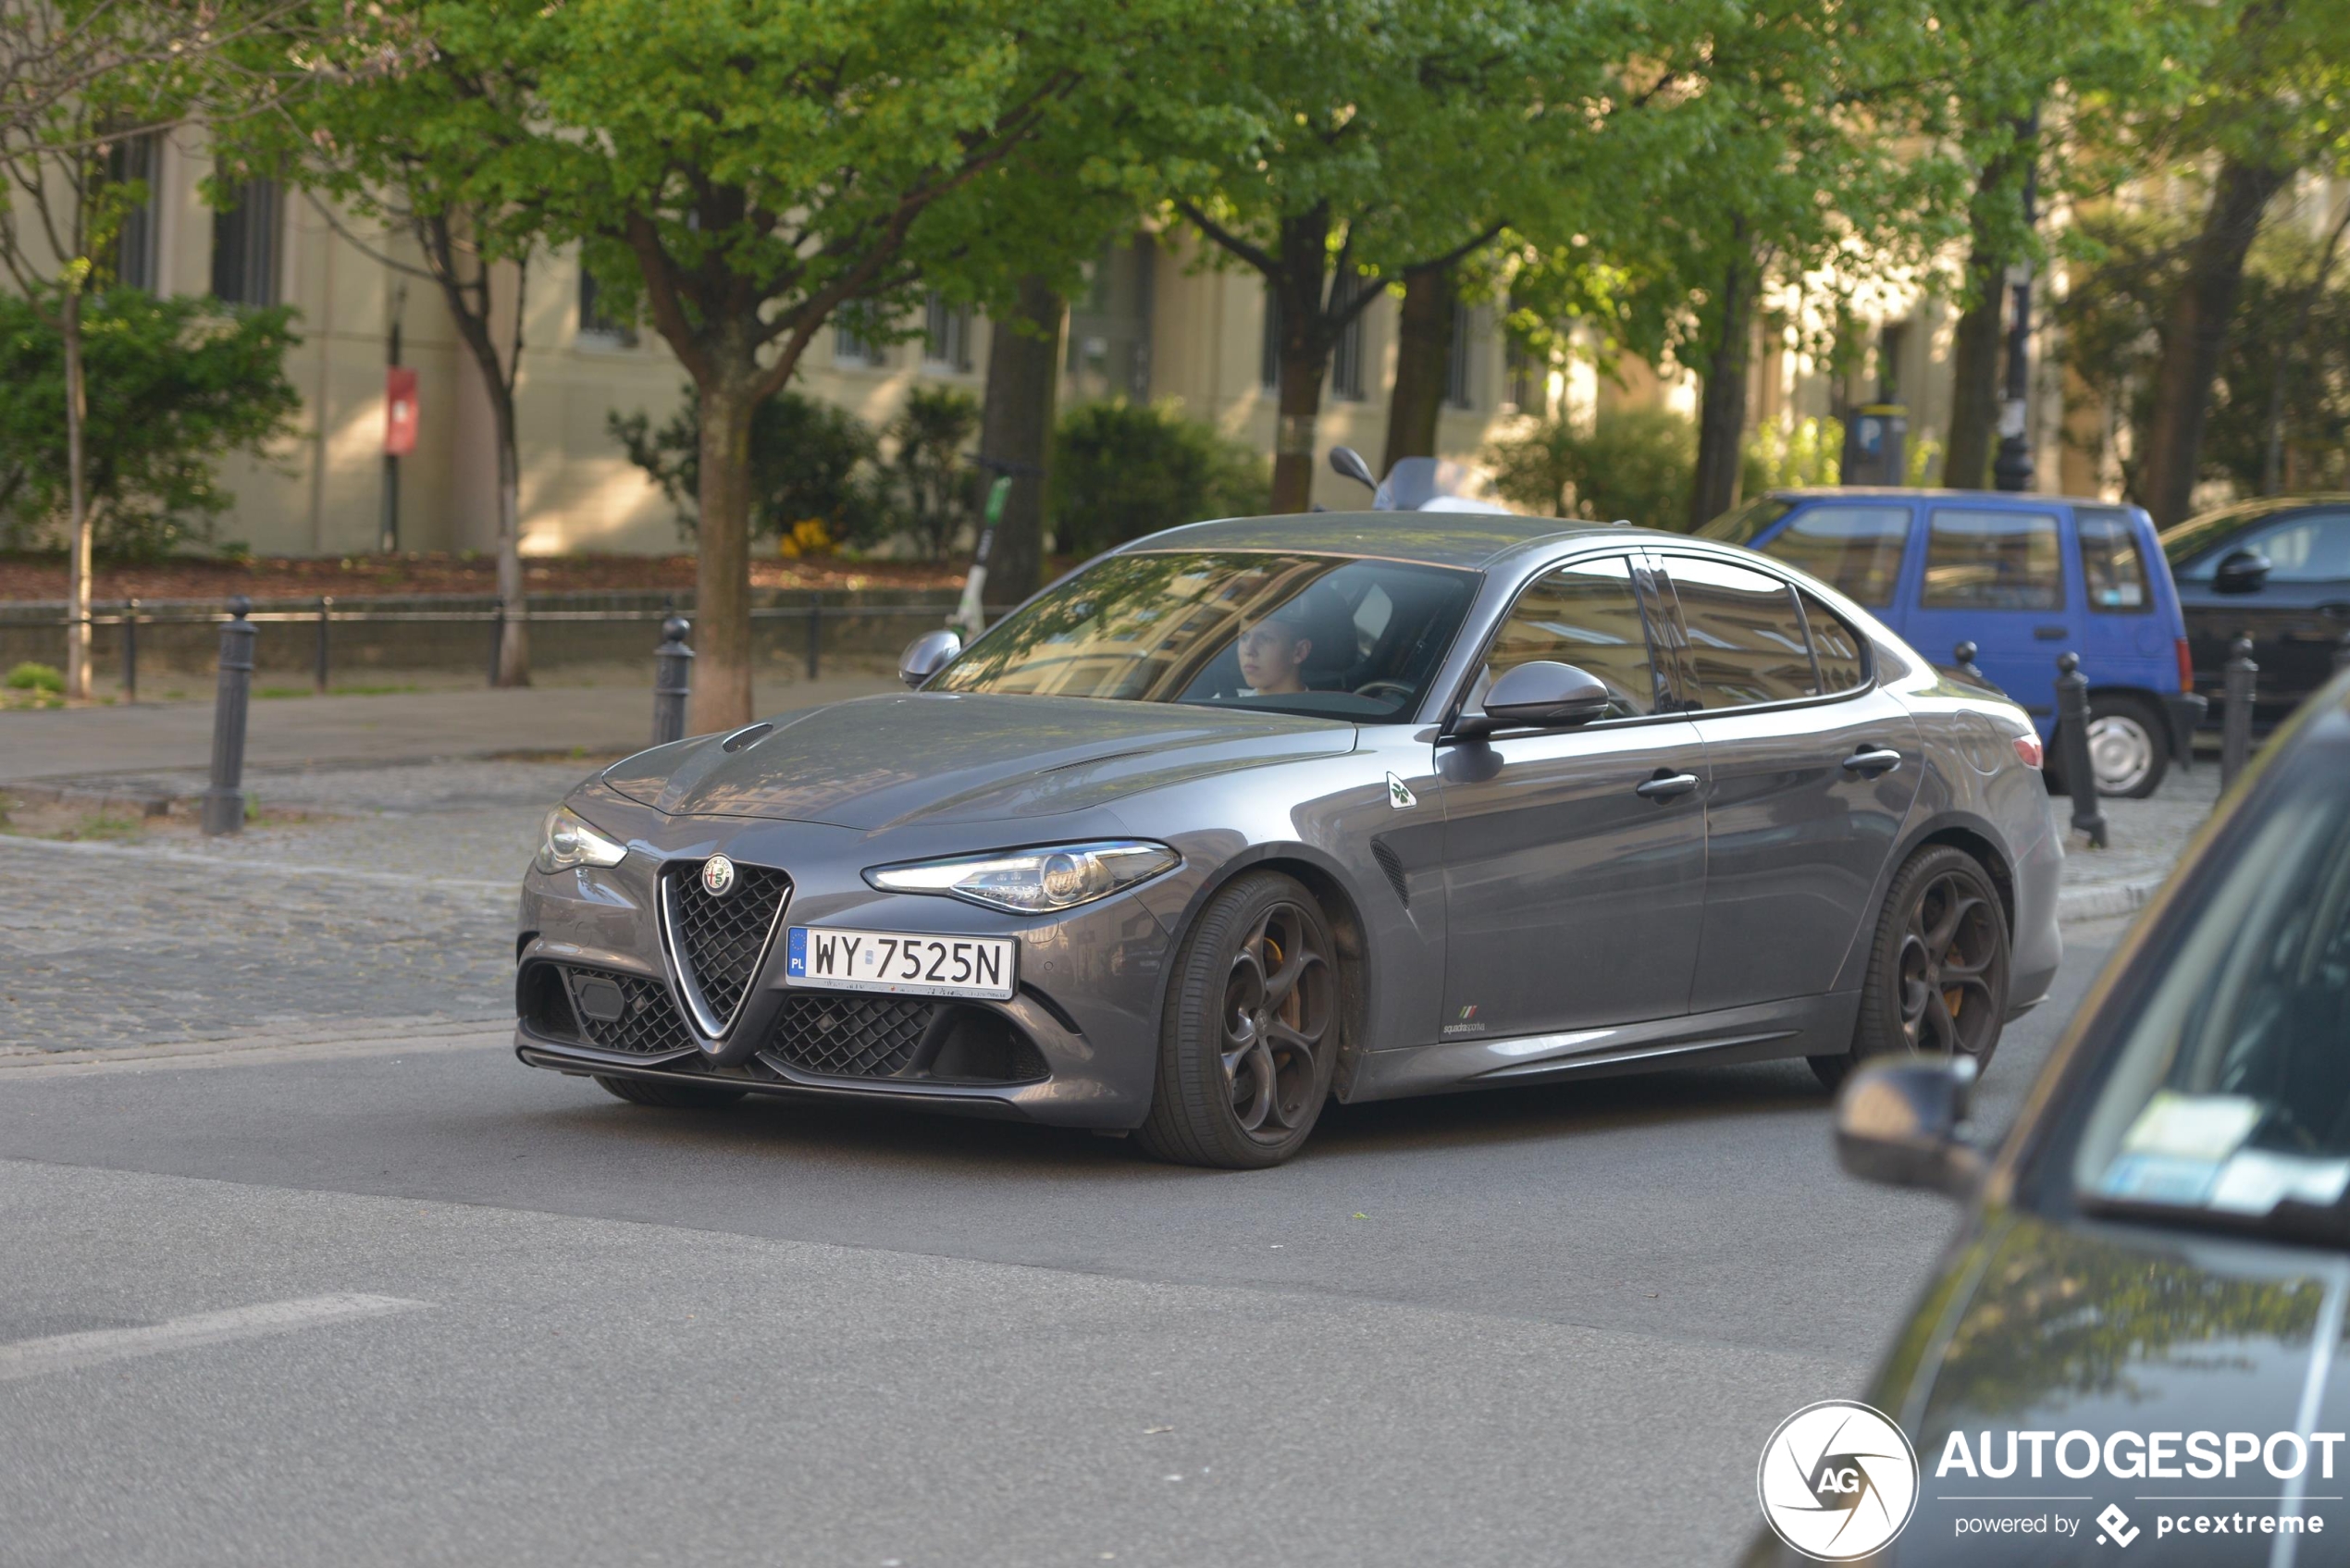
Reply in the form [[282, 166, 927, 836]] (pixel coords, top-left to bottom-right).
[[2053, 759, 2222, 923], [0, 670, 904, 788]]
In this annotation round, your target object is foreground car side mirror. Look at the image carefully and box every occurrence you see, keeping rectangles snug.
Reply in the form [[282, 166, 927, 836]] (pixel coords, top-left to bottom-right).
[[1835, 1056, 1985, 1198], [1453, 661, 1612, 738], [899, 628, 962, 688], [2213, 549, 2271, 594]]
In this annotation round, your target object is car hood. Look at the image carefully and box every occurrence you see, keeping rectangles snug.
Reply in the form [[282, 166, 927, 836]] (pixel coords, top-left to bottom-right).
[[600, 692, 1358, 830]]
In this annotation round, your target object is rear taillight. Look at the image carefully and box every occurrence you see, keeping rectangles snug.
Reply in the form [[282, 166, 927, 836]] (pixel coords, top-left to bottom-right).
[[2013, 734, 2044, 770], [2176, 637, 2195, 688]]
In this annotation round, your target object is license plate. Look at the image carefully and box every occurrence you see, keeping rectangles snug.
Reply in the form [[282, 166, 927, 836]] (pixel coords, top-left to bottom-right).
[[784, 926, 1017, 1000]]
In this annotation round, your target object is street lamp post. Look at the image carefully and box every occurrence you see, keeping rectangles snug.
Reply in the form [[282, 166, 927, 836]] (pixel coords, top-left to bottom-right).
[[1992, 111, 2041, 493]]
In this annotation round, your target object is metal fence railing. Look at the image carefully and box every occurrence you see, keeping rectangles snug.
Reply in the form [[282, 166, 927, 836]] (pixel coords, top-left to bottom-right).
[[0, 589, 1007, 698]]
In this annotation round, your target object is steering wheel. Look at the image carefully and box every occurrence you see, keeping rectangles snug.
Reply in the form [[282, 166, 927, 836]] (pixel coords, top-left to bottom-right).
[[1353, 679, 1415, 705]]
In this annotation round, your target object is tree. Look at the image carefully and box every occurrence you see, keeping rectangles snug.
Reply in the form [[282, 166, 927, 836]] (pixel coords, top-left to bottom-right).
[[1161, 0, 1619, 512], [0, 0, 305, 698], [975, 276, 1063, 600], [0, 287, 301, 558], [609, 385, 886, 549]]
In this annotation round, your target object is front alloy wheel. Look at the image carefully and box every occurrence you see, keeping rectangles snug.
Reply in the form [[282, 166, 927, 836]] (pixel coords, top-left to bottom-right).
[[1139, 871, 1338, 1167]]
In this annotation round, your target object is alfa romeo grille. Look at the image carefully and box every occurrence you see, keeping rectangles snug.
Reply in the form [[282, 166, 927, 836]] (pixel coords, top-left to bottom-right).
[[662, 860, 791, 1034], [563, 968, 694, 1056], [768, 994, 935, 1079]]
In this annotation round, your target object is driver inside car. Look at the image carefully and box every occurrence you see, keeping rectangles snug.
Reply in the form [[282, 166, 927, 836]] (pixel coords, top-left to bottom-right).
[[1236, 607, 1316, 696]]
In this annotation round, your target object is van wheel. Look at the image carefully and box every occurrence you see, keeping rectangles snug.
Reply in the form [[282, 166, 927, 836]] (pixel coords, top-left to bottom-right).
[[1811, 846, 2010, 1092], [2052, 694, 2167, 798]]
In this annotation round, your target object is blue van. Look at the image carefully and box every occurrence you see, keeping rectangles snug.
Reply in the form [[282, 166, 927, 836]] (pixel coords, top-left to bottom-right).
[[1701, 488, 2202, 796]]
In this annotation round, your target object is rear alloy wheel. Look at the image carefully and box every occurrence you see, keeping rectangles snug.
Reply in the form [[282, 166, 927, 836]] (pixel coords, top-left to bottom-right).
[[1811, 846, 2010, 1093], [1137, 871, 1339, 1169], [2084, 695, 2167, 798], [594, 1074, 747, 1110]]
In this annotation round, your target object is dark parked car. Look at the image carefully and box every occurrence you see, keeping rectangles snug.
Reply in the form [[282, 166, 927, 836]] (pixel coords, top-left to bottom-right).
[[2163, 495, 2350, 727], [514, 512, 2060, 1168], [1751, 668, 2350, 1564], [1705, 488, 2201, 797]]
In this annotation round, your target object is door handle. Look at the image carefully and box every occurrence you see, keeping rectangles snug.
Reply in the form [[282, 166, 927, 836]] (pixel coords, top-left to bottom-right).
[[1843, 747, 1904, 777], [1635, 771, 1701, 802], [2033, 624, 2068, 641]]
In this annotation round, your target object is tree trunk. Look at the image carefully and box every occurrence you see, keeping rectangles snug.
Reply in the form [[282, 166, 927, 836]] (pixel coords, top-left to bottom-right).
[[1271, 340, 1329, 513], [62, 284, 91, 701], [492, 395, 530, 686], [1268, 209, 1334, 514], [978, 273, 1062, 600], [689, 379, 757, 734], [2140, 155, 2290, 525], [1383, 261, 1453, 472], [1944, 159, 2015, 491], [1689, 251, 1757, 530]]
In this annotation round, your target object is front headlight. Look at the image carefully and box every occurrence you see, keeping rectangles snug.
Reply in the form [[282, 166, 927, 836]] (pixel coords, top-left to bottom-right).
[[536, 806, 629, 873], [866, 840, 1180, 914]]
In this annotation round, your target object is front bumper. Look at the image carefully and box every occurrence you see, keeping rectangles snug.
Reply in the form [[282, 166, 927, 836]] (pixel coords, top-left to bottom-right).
[[513, 794, 1178, 1129]]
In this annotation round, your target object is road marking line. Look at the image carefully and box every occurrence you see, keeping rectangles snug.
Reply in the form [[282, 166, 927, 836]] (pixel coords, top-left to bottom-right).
[[0, 1021, 511, 1078], [0, 1293, 427, 1383], [0, 832, 514, 893]]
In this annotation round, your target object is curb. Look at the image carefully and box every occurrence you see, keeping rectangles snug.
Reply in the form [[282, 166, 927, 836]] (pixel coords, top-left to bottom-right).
[[2059, 876, 2165, 924], [0, 780, 180, 817]]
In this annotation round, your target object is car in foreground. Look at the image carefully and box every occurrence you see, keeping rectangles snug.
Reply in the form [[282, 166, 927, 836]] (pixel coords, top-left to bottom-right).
[[2161, 495, 2350, 728], [1758, 668, 2350, 1564], [1704, 488, 2201, 797], [513, 511, 2061, 1167]]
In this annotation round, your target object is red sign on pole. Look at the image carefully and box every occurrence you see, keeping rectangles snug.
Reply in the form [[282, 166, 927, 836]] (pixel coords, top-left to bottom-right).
[[384, 366, 419, 457]]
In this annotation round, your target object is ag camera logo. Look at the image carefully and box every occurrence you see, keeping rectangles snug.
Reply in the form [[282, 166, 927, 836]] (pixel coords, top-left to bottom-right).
[[1759, 1400, 1921, 1561]]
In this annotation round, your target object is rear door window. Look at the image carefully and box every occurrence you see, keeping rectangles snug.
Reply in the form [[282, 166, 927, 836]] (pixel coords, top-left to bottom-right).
[[1480, 555, 1664, 721], [2240, 512, 2350, 582], [2077, 507, 2151, 613], [1756, 504, 1912, 607], [1657, 554, 1819, 710], [1798, 590, 1870, 693], [1923, 508, 2064, 611]]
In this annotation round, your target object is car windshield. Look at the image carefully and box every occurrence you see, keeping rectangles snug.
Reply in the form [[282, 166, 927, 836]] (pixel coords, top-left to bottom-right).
[[1695, 494, 1794, 545], [2158, 500, 2289, 567], [2062, 734, 2350, 1240], [931, 550, 1480, 722]]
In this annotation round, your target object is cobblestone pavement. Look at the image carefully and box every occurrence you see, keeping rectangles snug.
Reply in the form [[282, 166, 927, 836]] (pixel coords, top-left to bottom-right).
[[2054, 757, 2224, 920], [0, 761, 583, 1053]]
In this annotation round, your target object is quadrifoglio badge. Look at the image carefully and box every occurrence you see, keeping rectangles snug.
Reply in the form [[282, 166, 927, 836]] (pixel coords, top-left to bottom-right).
[[1760, 1402, 2344, 1558]]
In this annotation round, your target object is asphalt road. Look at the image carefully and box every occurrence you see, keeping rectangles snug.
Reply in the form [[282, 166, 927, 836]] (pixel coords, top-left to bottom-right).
[[0, 922, 2120, 1568]]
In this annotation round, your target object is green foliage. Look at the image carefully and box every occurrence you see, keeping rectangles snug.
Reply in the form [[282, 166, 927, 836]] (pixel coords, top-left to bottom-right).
[[0, 289, 301, 562], [609, 385, 887, 549], [1484, 409, 1694, 531], [6, 662, 64, 693], [884, 387, 984, 562], [1741, 417, 1845, 498], [1048, 401, 1271, 557]]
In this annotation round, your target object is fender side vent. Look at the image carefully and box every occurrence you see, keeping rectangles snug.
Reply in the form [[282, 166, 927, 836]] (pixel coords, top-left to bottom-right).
[[1371, 838, 1409, 908]]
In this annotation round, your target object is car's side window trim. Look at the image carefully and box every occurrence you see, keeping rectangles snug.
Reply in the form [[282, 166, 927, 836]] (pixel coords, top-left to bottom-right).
[[1648, 550, 1878, 717], [1438, 549, 1687, 738]]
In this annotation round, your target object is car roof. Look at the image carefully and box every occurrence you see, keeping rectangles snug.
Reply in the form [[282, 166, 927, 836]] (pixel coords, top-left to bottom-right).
[[1121, 512, 1660, 570], [1767, 487, 2136, 508]]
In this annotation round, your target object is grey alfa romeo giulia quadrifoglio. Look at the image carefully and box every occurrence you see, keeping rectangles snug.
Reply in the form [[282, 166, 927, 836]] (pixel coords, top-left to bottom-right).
[[513, 512, 2062, 1167]]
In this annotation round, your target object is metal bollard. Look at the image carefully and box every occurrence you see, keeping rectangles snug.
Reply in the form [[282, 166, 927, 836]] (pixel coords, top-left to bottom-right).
[[652, 615, 694, 746], [315, 595, 332, 695], [1954, 640, 1985, 683], [2221, 636, 2257, 789], [488, 598, 506, 685], [201, 596, 257, 836], [806, 598, 823, 682], [2054, 651, 2109, 849], [121, 599, 139, 706]]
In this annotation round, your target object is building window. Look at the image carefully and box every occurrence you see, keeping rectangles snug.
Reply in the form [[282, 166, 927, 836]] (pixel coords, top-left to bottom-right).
[[577, 265, 637, 347], [923, 292, 973, 372], [1329, 273, 1367, 402], [105, 132, 161, 291], [835, 303, 889, 367], [210, 179, 279, 307], [1444, 301, 1476, 410], [1259, 287, 1280, 390]]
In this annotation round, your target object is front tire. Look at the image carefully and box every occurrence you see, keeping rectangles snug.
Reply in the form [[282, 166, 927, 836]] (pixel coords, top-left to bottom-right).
[[1810, 846, 2010, 1093], [595, 1074, 747, 1110], [1136, 872, 1340, 1169]]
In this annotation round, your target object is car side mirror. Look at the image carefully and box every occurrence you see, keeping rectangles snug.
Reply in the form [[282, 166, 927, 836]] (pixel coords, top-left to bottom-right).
[[2213, 549, 2271, 594], [1329, 444, 1379, 494], [1453, 661, 1612, 738], [1835, 1056, 1985, 1198], [898, 628, 962, 688]]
